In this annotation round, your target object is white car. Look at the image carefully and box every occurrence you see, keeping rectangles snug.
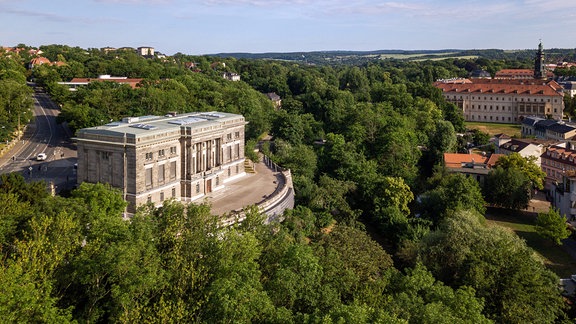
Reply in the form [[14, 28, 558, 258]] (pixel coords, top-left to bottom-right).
[[36, 153, 47, 161]]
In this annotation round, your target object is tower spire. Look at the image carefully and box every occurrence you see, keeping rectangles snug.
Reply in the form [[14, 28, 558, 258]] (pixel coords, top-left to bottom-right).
[[534, 40, 545, 79]]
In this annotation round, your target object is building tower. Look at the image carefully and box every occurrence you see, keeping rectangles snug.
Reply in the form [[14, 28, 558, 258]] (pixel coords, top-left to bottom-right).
[[534, 41, 545, 79]]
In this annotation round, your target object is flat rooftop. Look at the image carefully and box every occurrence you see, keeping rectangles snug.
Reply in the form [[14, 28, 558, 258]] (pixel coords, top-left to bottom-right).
[[77, 111, 245, 139]]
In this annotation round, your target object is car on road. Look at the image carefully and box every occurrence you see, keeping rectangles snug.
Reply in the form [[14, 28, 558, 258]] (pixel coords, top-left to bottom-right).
[[37, 153, 47, 161]]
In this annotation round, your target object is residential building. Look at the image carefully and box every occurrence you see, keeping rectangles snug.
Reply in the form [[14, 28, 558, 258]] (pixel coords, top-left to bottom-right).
[[496, 138, 547, 166], [443, 152, 503, 185], [546, 123, 576, 141], [521, 116, 546, 137], [534, 119, 560, 138], [549, 170, 576, 220], [266, 92, 282, 109], [101, 47, 117, 53], [137, 46, 155, 57], [521, 118, 576, 140], [76, 111, 247, 213], [493, 133, 512, 147], [469, 70, 491, 79], [557, 77, 576, 97], [540, 144, 576, 191], [223, 72, 241, 81]]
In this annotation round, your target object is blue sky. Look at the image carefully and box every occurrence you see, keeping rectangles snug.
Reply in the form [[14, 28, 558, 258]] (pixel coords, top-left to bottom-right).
[[1, 0, 575, 55]]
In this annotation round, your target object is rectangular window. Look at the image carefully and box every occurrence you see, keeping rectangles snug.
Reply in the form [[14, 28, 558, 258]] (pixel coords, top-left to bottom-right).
[[160, 191, 164, 201], [158, 149, 165, 157], [146, 168, 152, 187], [145, 152, 153, 161], [235, 131, 240, 138], [170, 161, 176, 180], [196, 183, 200, 193], [170, 146, 177, 155], [158, 164, 165, 183], [172, 187, 176, 197]]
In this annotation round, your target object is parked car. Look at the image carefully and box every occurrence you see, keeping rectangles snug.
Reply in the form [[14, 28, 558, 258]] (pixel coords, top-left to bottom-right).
[[37, 153, 47, 161]]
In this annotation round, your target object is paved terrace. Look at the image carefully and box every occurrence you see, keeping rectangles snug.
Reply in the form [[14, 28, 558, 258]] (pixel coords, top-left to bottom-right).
[[204, 159, 285, 216]]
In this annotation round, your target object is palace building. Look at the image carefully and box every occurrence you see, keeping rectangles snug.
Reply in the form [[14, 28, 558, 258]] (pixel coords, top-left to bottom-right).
[[434, 42, 565, 124], [76, 112, 247, 213]]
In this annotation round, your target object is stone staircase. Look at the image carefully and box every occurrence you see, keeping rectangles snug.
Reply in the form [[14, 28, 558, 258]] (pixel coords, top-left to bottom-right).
[[244, 159, 256, 173]]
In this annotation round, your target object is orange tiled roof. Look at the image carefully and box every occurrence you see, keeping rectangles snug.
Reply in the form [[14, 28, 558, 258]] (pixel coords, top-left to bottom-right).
[[30, 57, 51, 66], [496, 69, 533, 75], [486, 153, 505, 167], [444, 153, 488, 168], [544, 146, 576, 161], [495, 69, 554, 79], [434, 78, 563, 97], [443, 153, 503, 169]]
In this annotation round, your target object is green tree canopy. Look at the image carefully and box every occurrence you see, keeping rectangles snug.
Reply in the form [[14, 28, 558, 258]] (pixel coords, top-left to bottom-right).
[[535, 207, 571, 245]]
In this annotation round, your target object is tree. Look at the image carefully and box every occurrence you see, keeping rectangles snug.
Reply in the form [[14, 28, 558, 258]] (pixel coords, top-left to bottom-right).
[[314, 225, 394, 305], [415, 210, 566, 323], [427, 120, 457, 165], [494, 152, 545, 190], [419, 171, 486, 225], [484, 166, 531, 210], [386, 263, 490, 324], [535, 207, 570, 245]]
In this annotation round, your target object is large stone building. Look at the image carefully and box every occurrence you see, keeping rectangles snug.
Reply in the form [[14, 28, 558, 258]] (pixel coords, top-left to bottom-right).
[[76, 112, 247, 213], [435, 42, 565, 124], [434, 78, 564, 123]]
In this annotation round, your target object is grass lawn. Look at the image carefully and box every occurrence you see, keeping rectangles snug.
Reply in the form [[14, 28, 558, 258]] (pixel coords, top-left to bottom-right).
[[465, 122, 521, 138], [485, 207, 576, 278]]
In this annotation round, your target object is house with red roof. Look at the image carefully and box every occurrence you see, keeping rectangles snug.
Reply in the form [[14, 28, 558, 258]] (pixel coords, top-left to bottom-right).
[[443, 152, 504, 185]]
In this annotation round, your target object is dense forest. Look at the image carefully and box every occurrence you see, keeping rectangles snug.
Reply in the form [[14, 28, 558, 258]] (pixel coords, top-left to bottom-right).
[[0, 44, 574, 322]]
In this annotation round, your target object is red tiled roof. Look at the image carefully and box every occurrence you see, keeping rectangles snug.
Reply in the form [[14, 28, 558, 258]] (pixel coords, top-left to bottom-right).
[[29, 57, 51, 66], [443, 153, 503, 169], [542, 146, 576, 161], [495, 69, 533, 76], [495, 69, 554, 79], [486, 153, 505, 167], [444, 153, 488, 168], [434, 78, 563, 97]]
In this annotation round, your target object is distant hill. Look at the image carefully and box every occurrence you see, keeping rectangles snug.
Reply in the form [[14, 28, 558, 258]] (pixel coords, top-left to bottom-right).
[[209, 48, 576, 65]]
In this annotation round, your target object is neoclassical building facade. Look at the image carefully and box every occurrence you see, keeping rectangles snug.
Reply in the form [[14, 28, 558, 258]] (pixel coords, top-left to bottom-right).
[[434, 78, 564, 123], [76, 112, 247, 213], [435, 42, 565, 124]]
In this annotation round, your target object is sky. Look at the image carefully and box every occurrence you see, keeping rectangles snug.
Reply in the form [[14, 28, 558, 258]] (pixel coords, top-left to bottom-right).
[[1, 0, 576, 55]]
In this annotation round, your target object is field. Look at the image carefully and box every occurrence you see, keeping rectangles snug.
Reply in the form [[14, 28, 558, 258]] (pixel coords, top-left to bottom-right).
[[465, 122, 521, 137], [485, 207, 576, 278]]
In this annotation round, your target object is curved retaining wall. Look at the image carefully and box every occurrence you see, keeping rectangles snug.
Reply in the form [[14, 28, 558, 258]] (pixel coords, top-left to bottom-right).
[[221, 155, 294, 226]]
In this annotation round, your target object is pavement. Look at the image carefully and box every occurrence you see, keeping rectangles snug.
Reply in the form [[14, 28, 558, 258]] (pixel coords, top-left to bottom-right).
[[205, 160, 283, 216]]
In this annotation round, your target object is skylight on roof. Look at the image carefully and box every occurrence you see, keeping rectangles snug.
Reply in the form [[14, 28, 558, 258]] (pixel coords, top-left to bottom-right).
[[199, 113, 225, 119], [168, 117, 206, 125], [129, 123, 157, 130]]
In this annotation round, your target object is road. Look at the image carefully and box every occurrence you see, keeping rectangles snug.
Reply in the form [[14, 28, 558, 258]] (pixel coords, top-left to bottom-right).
[[0, 90, 77, 192]]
